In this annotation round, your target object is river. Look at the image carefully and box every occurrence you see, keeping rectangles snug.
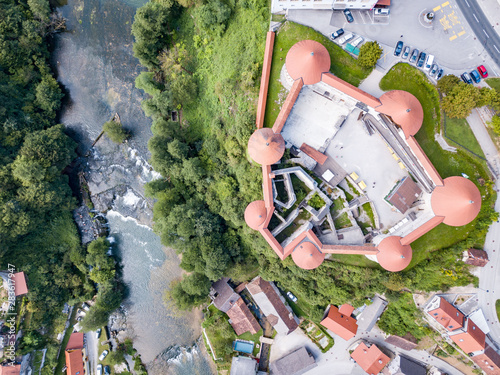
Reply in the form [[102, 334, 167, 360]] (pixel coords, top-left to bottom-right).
[[52, 0, 215, 373]]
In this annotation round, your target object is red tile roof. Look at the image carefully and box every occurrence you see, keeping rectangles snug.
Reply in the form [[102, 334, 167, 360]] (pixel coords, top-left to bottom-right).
[[384, 335, 417, 351], [400, 216, 444, 246], [227, 298, 261, 336], [376, 236, 412, 272], [283, 231, 308, 258], [0, 365, 21, 375], [321, 73, 381, 108], [450, 319, 485, 354], [286, 40, 330, 85], [13, 272, 28, 296], [472, 344, 500, 375], [272, 78, 303, 134], [299, 143, 327, 165], [262, 165, 274, 209], [65, 349, 85, 375], [351, 342, 390, 375], [431, 176, 481, 227], [386, 176, 422, 214], [464, 249, 489, 267], [256, 32, 275, 129], [322, 244, 378, 255], [339, 304, 354, 316], [248, 128, 285, 165], [244, 200, 267, 230], [320, 305, 358, 341], [428, 298, 464, 331], [406, 136, 443, 186], [291, 241, 325, 270], [66, 332, 84, 350], [377, 90, 423, 138]]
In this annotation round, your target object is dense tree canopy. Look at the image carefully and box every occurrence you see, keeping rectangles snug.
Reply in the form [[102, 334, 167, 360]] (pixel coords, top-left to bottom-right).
[[357, 41, 383, 68]]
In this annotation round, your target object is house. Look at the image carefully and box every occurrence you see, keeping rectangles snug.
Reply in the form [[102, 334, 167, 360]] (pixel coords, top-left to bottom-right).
[[463, 249, 489, 267], [399, 356, 427, 375], [386, 176, 422, 214], [350, 342, 390, 375], [320, 304, 358, 341], [246, 277, 298, 335], [230, 356, 257, 375], [0, 272, 28, 297], [210, 278, 261, 336], [270, 346, 317, 375], [65, 332, 85, 375], [0, 365, 21, 375], [450, 318, 485, 354], [472, 344, 500, 375], [384, 336, 417, 351], [426, 296, 464, 331]]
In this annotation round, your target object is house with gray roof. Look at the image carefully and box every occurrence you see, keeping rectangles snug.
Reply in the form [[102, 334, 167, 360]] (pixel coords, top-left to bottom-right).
[[270, 346, 317, 375], [230, 356, 257, 375]]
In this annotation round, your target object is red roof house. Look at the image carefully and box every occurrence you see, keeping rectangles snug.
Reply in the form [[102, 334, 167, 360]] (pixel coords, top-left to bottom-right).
[[472, 344, 500, 375], [66, 332, 84, 350], [450, 318, 485, 354], [320, 304, 358, 341], [351, 342, 390, 375], [65, 332, 85, 375], [12, 272, 28, 296], [0, 365, 21, 375], [428, 297, 464, 331], [464, 249, 489, 267], [226, 298, 261, 336]]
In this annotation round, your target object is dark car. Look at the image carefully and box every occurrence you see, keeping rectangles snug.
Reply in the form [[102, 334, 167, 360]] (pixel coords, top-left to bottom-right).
[[330, 28, 344, 40], [104, 366, 111, 375], [461, 72, 473, 84], [470, 70, 481, 83], [416, 52, 426, 68], [436, 68, 444, 80], [429, 64, 439, 77], [394, 41, 404, 56], [409, 48, 419, 64], [343, 9, 354, 23], [402, 46, 410, 59], [477, 65, 488, 78]]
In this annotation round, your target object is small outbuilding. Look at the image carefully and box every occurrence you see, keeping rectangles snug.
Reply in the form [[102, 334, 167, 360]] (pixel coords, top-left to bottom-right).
[[270, 346, 317, 375], [385, 176, 421, 214], [463, 249, 489, 267]]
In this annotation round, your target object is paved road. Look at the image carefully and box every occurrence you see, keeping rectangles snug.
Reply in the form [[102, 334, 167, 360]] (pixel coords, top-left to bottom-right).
[[456, 0, 500, 67], [85, 331, 98, 375]]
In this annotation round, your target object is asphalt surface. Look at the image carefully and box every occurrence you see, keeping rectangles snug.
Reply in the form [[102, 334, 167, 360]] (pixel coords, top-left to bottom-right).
[[86, 331, 98, 375], [456, 0, 500, 66]]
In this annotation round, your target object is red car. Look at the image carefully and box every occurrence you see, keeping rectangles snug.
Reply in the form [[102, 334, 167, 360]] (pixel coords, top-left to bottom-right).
[[477, 65, 488, 78]]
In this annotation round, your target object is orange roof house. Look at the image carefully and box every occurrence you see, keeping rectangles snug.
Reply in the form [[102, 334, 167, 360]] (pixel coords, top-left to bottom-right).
[[427, 297, 464, 331], [450, 318, 485, 354], [66, 332, 84, 350], [351, 342, 390, 375], [320, 304, 358, 340], [12, 272, 28, 296], [65, 332, 85, 375], [0, 365, 21, 375], [472, 344, 500, 375]]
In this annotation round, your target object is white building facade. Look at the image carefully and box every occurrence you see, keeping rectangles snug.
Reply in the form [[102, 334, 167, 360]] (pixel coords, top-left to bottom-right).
[[271, 0, 379, 13]]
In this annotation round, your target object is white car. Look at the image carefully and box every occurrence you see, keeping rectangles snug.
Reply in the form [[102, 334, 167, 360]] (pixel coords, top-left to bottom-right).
[[351, 36, 364, 48], [374, 8, 390, 15], [99, 350, 109, 361], [96, 328, 102, 339], [337, 33, 354, 45], [287, 292, 298, 303], [97, 364, 103, 375]]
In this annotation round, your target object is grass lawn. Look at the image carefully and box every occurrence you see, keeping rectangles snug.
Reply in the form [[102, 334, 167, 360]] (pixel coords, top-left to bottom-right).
[[486, 78, 500, 92], [54, 307, 78, 374], [496, 300, 500, 322], [361, 203, 375, 227], [333, 196, 345, 212], [327, 253, 379, 268], [379, 63, 495, 266], [444, 116, 485, 158], [333, 212, 351, 229], [264, 21, 372, 127]]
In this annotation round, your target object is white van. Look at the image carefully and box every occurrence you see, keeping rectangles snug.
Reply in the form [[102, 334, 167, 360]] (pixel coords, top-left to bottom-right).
[[424, 54, 434, 71], [374, 8, 390, 15], [337, 33, 354, 45], [351, 36, 364, 47]]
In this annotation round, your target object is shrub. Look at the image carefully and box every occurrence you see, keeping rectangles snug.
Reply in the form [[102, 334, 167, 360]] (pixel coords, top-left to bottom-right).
[[308, 193, 325, 210], [357, 41, 383, 68], [103, 121, 129, 143]]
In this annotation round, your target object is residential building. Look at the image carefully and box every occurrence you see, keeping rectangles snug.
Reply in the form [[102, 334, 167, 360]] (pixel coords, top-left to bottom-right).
[[246, 277, 298, 335], [472, 344, 500, 375], [210, 278, 240, 313], [399, 356, 427, 375], [385, 176, 422, 214], [350, 342, 390, 375], [426, 296, 464, 331], [65, 332, 86, 375], [270, 346, 317, 375], [230, 356, 257, 375], [320, 304, 358, 340], [0, 271, 28, 297], [450, 318, 485, 354], [0, 365, 21, 375], [463, 249, 489, 267]]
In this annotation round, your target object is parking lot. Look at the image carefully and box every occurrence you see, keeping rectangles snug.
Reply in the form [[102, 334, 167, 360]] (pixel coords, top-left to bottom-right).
[[287, 0, 499, 76]]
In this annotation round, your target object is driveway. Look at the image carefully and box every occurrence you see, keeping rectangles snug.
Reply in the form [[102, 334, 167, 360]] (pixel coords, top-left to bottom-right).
[[85, 331, 98, 375]]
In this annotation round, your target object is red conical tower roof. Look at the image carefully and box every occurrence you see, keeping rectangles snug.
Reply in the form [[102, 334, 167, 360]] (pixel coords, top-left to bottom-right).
[[376, 236, 412, 272], [286, 40, 331, 85], [292, 241, 325, 270], [244, 200, 267, 230], [377, 90, 423, 138], [248, 128, 285, 165], [431, 176, 481, 226]]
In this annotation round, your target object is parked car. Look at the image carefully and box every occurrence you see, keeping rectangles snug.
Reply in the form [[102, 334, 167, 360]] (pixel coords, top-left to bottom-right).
[[81, 303, 90, 311], [104, 366, 111, 375], [374, 8, 390, 15], [343, 9, 354, 23], [337, 33, 354, 45], [436, 68, 444, 80], [394, 41, 404, 56], [416, 52, 426, 68], [409, 48, 419, 64], [402, 46, 410, 59], [477, 65, 488, 78], [99, 350, 109, 361], [424, 54, 434, 71], [429, 64, 439, 77], [461, 72, 473, 84], [351, 36, 364, 48], [470, 69, 481, 83], [286, 291, 298, 303], [96, 328, 102, 339], [330, 28, 344, 40], [97, 365, 103, 375]]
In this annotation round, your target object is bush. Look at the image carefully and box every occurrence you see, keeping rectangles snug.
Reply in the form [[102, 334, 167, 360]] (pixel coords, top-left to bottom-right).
[[103, 121, 129, 143], [308, 193, 325, 210], [357, 41, 383, 68]]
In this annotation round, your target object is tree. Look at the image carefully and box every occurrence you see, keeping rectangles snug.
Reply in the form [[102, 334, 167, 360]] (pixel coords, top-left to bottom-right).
[[35, 75, 64, 117], [159, 43, 193, 77], [442, 82, 480, 118], [195, 0, 231, 31], [357, 41, 383, 68], [103, 121, 129, 143], [437, 74, 460, 95], [488, 115, 500, 136], [28, 0, 50, 22]]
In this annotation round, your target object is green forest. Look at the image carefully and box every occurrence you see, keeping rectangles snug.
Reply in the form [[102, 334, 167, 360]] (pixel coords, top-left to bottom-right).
[[132, 0, 497, 339]]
